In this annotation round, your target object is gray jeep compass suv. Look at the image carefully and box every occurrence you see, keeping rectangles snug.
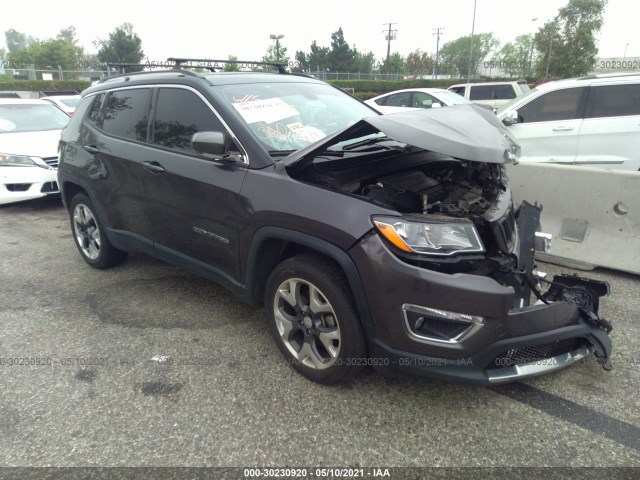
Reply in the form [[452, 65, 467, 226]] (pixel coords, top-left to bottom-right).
[[57, 60, 613, 385]]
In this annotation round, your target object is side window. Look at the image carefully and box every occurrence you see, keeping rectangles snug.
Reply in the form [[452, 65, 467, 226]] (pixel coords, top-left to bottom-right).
[[449, 87, 465, 96], [494, 84, 517, 100], [152, 88, 226, 154], [469, 85, 494, 101], [101, 89, 150, 141], [412, 92, 440, 108], [385, 92, 411, 107], [517, 88, 585, 123], [87, 93, 105, 127], [587, 84, 640, 118]]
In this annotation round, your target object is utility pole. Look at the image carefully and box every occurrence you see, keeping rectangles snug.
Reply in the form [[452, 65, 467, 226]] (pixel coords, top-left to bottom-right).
[[382, 23, 397, 71], [466, 0, 477, 81], [433, 27, 444, 79]]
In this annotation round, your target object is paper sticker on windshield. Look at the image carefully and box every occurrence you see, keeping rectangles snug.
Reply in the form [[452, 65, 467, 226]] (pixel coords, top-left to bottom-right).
[[287, 122, 304, 132], [233, 98, 299, 124]]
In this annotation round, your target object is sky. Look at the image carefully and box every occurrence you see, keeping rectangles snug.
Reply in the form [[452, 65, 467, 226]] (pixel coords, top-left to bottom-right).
[[0, 0, 635, 66]]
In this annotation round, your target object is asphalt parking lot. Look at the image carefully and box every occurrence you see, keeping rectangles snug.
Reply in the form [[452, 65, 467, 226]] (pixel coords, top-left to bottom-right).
[[1, 198, 640, 473]]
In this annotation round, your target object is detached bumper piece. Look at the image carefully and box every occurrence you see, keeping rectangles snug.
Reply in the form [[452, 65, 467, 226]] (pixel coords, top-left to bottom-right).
[[542, 273, 613, 371]]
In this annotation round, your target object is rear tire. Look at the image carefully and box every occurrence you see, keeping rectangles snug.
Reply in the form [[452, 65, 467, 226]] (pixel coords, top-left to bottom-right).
[[264, 253, 367, 384], [69, 193, 127, 269]]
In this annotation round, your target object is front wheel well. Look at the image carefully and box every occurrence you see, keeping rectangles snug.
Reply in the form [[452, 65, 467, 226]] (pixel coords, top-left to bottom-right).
[[250, 240, 343, 307]]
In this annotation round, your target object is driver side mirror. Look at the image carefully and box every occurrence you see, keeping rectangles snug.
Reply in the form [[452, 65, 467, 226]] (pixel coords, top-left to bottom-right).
[[191, 131, 244, 163], [502, 110, 518, 126]]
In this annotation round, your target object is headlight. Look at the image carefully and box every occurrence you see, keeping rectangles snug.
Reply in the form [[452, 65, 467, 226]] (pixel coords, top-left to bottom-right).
[[373, 216, 485, 256], [0, 153, 40, 167]]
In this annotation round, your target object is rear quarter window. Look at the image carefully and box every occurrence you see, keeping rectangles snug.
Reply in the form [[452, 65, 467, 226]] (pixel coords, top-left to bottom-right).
[[101, 89, 151, 142], [586, 84, 640, 118]]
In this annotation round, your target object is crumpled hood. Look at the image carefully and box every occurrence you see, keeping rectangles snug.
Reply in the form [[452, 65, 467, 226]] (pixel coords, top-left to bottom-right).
[[0, 130, 62, 158], [284, 104, 519, 168]]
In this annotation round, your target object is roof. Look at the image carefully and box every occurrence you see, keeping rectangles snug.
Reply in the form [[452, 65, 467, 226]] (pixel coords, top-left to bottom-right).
[[83, 69, 323, 97], [0, 98, 51, 106]]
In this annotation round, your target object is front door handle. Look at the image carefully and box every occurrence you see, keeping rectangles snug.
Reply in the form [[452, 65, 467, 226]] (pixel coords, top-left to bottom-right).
[[552, 126, 574, 132], [142, 161, 165, 174], [83, 145, 100, 154]]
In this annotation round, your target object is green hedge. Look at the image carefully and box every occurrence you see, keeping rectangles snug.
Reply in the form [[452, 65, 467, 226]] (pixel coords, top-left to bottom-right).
[[0, 80, 92, 92], [353, 91, 379, 101]]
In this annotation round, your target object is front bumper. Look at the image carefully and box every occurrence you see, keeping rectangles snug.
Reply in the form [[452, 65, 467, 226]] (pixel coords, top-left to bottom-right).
[[349, 234, 612, 385], [0, 166, 59, 205]]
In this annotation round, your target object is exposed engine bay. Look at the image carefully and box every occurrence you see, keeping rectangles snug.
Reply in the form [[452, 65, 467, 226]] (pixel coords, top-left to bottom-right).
[[294, 150, 508, 220]]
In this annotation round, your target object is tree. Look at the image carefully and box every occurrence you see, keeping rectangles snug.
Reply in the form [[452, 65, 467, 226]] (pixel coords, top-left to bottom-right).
[[8, 38, 82, 70], [262, 43, 289, 65], [534, 0, 607, 78], [328, 28, 355, 71], [308, 41, 330, 72], [223, 55, 240, 72], [380, 52, 406, 74], [4, 29, 34, 54], [352, 48, 375, 73], [57, 26, 78, 45], [96, 23, 144, 71], [405, 49, 433, 75], [492, 34, 535, 77], [438, 33, 499, 77]]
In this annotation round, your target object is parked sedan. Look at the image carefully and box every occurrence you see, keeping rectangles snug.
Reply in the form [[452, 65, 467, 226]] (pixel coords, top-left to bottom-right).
[[40, 95, 81, 116], [0, 99, 69, 205], [365, 88, 474, 114]]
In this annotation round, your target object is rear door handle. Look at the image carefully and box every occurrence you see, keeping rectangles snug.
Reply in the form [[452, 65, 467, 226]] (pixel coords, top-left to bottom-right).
[[552, 126, 574, 132], [142, 161, 165, 174], [83, 145, 100, 154]]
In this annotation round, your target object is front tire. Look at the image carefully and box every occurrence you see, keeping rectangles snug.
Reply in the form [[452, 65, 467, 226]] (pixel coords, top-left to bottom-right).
[[69, 193, 127, 269], [264, 254, 367, 384]]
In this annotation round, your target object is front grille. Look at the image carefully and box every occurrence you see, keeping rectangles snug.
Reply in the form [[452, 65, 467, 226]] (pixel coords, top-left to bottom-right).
[[489, 338, 585, 369], [42, 156, 58, 168], [491, 206, 517, 252], [6, 183, 31, 192]]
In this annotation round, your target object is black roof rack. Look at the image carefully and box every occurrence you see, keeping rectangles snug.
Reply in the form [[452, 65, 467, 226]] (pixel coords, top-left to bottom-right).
[[98, 64, 204, 83], [167, 57, 287, 73]]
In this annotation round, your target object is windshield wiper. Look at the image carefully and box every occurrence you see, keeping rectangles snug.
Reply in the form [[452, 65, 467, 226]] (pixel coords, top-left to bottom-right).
[[341, 136, 405, 151], [268, 150, 297, 157]]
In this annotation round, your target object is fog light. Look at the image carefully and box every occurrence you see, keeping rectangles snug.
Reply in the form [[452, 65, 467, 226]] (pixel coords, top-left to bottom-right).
[[402, 304, 484, 344]]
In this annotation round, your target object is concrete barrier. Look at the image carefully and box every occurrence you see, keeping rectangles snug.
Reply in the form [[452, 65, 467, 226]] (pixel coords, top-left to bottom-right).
[[507, 163, 640, 275]]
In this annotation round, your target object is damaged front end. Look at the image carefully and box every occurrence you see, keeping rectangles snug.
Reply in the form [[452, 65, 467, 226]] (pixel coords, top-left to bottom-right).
[[285, 105, 613, 382]]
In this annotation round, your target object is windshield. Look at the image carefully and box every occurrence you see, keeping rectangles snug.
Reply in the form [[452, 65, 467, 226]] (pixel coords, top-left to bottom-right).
[[61, 98, 80, 108], [435, 90, 473, 105], [0, 103, 70, 133], [218, 82, 377, 154], [496, 87, 537, 115]]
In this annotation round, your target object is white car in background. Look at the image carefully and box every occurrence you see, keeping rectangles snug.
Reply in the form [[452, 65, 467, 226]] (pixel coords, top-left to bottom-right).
[[40, 95, 81, 116], [496, 73, 640, 170], [365, 88, 474, 114], [0, 99, 70, 205]]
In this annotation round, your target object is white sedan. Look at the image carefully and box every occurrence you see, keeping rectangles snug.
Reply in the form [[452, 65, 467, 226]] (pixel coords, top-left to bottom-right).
[[365, 88, 474, 114], [0, 99, 70, 205], [40, 95, 81, 116]]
